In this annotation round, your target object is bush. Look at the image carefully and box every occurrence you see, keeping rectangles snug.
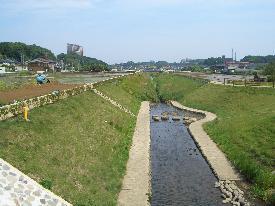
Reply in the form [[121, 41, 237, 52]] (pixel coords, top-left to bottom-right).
[[40, 179, 53, 190], [0, 80, 7, 91]]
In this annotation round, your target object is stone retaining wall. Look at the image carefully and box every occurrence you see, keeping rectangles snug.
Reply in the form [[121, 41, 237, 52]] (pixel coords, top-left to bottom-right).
[[0, 159, 72, 206], [0, 73, 135, 122], [0, 84, 94, 121]]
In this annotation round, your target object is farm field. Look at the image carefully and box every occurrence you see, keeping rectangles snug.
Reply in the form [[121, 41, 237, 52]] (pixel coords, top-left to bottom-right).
[[0, 72, 124, 105], [0, 82, 78, 105], [55, 73, 116, 84]]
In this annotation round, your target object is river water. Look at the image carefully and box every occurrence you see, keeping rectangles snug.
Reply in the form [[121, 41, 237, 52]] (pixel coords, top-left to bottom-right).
[[150, 103, 227, 206]]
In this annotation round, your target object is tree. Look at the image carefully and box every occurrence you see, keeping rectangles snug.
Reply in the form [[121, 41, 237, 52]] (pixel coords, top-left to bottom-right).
[[0, 42, 56, 62], [57, 53, 108, 72], [263, 62, 275, 88], [203, 57, 224, 66]]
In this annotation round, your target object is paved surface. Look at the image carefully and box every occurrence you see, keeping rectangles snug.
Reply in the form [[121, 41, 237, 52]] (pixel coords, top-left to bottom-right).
[[171, 101, 241, 181], [206, 74, 250, 84], [0, 159, 71, 206], [118, 102, 150, 206]]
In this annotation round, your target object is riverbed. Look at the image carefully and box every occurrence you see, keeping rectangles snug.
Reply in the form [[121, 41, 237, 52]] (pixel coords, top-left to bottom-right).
[[150, 103, 228, 206]]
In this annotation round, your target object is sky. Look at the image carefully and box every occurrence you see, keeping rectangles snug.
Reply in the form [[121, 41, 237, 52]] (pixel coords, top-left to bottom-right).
[[0, 0, 275, 64]]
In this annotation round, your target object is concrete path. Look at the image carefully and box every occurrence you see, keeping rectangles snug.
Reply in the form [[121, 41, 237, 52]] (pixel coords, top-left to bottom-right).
[[0, 159, 71, 206], [171, 101, 240, 181], [118, 102, 150, 206]]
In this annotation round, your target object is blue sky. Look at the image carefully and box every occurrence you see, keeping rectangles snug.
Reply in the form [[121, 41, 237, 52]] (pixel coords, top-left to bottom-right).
[[0, 0, 275, 64]]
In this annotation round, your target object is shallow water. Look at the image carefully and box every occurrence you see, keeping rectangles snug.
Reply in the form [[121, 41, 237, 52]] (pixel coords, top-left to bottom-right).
[[150, 103, 227, 206]]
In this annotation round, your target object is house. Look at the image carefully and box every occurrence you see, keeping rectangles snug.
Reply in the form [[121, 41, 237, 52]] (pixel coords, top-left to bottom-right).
[[0, 65, 6, 74], [27, 58, 56, 73]]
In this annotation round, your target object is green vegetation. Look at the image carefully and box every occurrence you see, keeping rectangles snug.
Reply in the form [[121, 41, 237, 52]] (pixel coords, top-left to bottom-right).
[[0, 92, 135, 205], [152, 74, 207, 102], [204, 57, 225, 66], [40, 179, 53, 190], [241, 55, 275, 64], [1, 73, 274, 204], [263, 62, 275, 88], [57, 53, 108, 72], [96, 73, 274, 203], [152, 74, 275, 204], [96, 73, 158, 114], [0, 75, 35, 92], [0, 42, 56, 61]]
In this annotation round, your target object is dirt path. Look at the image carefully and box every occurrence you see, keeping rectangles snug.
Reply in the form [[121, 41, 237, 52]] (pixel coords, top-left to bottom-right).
[[0, 83, 78, 104]]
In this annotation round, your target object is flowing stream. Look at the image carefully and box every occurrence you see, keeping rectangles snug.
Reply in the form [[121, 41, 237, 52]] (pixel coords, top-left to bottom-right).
[[150, 103, 228, 206]]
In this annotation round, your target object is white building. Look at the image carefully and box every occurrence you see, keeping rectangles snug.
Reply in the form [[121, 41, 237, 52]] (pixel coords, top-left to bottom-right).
[[0, 65, 6, 74]]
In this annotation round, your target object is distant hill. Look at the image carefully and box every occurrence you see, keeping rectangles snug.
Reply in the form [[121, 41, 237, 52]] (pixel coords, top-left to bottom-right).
[[57, 53, 108, 72], [241, 55, 275, 63], [0, 42, 56, 62]]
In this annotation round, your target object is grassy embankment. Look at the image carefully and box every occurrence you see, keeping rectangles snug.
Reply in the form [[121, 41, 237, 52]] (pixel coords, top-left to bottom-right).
[[0, 74, 158, 205], [95, 73, 158, 114], [0, 92, 136, 206], [153, 73, 275, 204], [1, 73, 274, 204]]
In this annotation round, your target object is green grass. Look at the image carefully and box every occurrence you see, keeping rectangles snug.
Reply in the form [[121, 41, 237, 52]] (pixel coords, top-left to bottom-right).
[[230, 80, 274, 87], [152, 73, 208, 101], [0, 92, 136, 206], [153, 74, 275, 204], [96, 73, 158, 114], [1, 73, 274, 204]]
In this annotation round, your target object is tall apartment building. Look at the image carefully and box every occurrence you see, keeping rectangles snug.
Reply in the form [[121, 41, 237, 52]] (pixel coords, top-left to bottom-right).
[[67, 43, 84, 56]]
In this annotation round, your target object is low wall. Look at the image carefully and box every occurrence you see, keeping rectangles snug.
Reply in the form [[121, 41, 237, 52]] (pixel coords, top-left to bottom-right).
[[0, 73, 134, 121], [170, 101, 240, 181], [0, 84, 93, 121]]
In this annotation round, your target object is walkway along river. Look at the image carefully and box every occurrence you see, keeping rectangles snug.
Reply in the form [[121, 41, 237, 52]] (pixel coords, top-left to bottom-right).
[[150, 103, 228, 206]]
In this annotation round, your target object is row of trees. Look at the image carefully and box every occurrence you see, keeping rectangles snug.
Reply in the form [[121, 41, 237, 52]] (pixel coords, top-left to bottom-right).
[[264, 62, 275, 87], [203, 57, 225, 66], [0, 42, 56, 62], [57, 53, 108, 72], [0, 42, 109, 72], [241, 55, 275, 63]]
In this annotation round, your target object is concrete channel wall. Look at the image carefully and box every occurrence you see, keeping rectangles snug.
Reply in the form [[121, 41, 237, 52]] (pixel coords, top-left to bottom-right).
[[171, 101, 240, 181], [118, 101, 151, 206]]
